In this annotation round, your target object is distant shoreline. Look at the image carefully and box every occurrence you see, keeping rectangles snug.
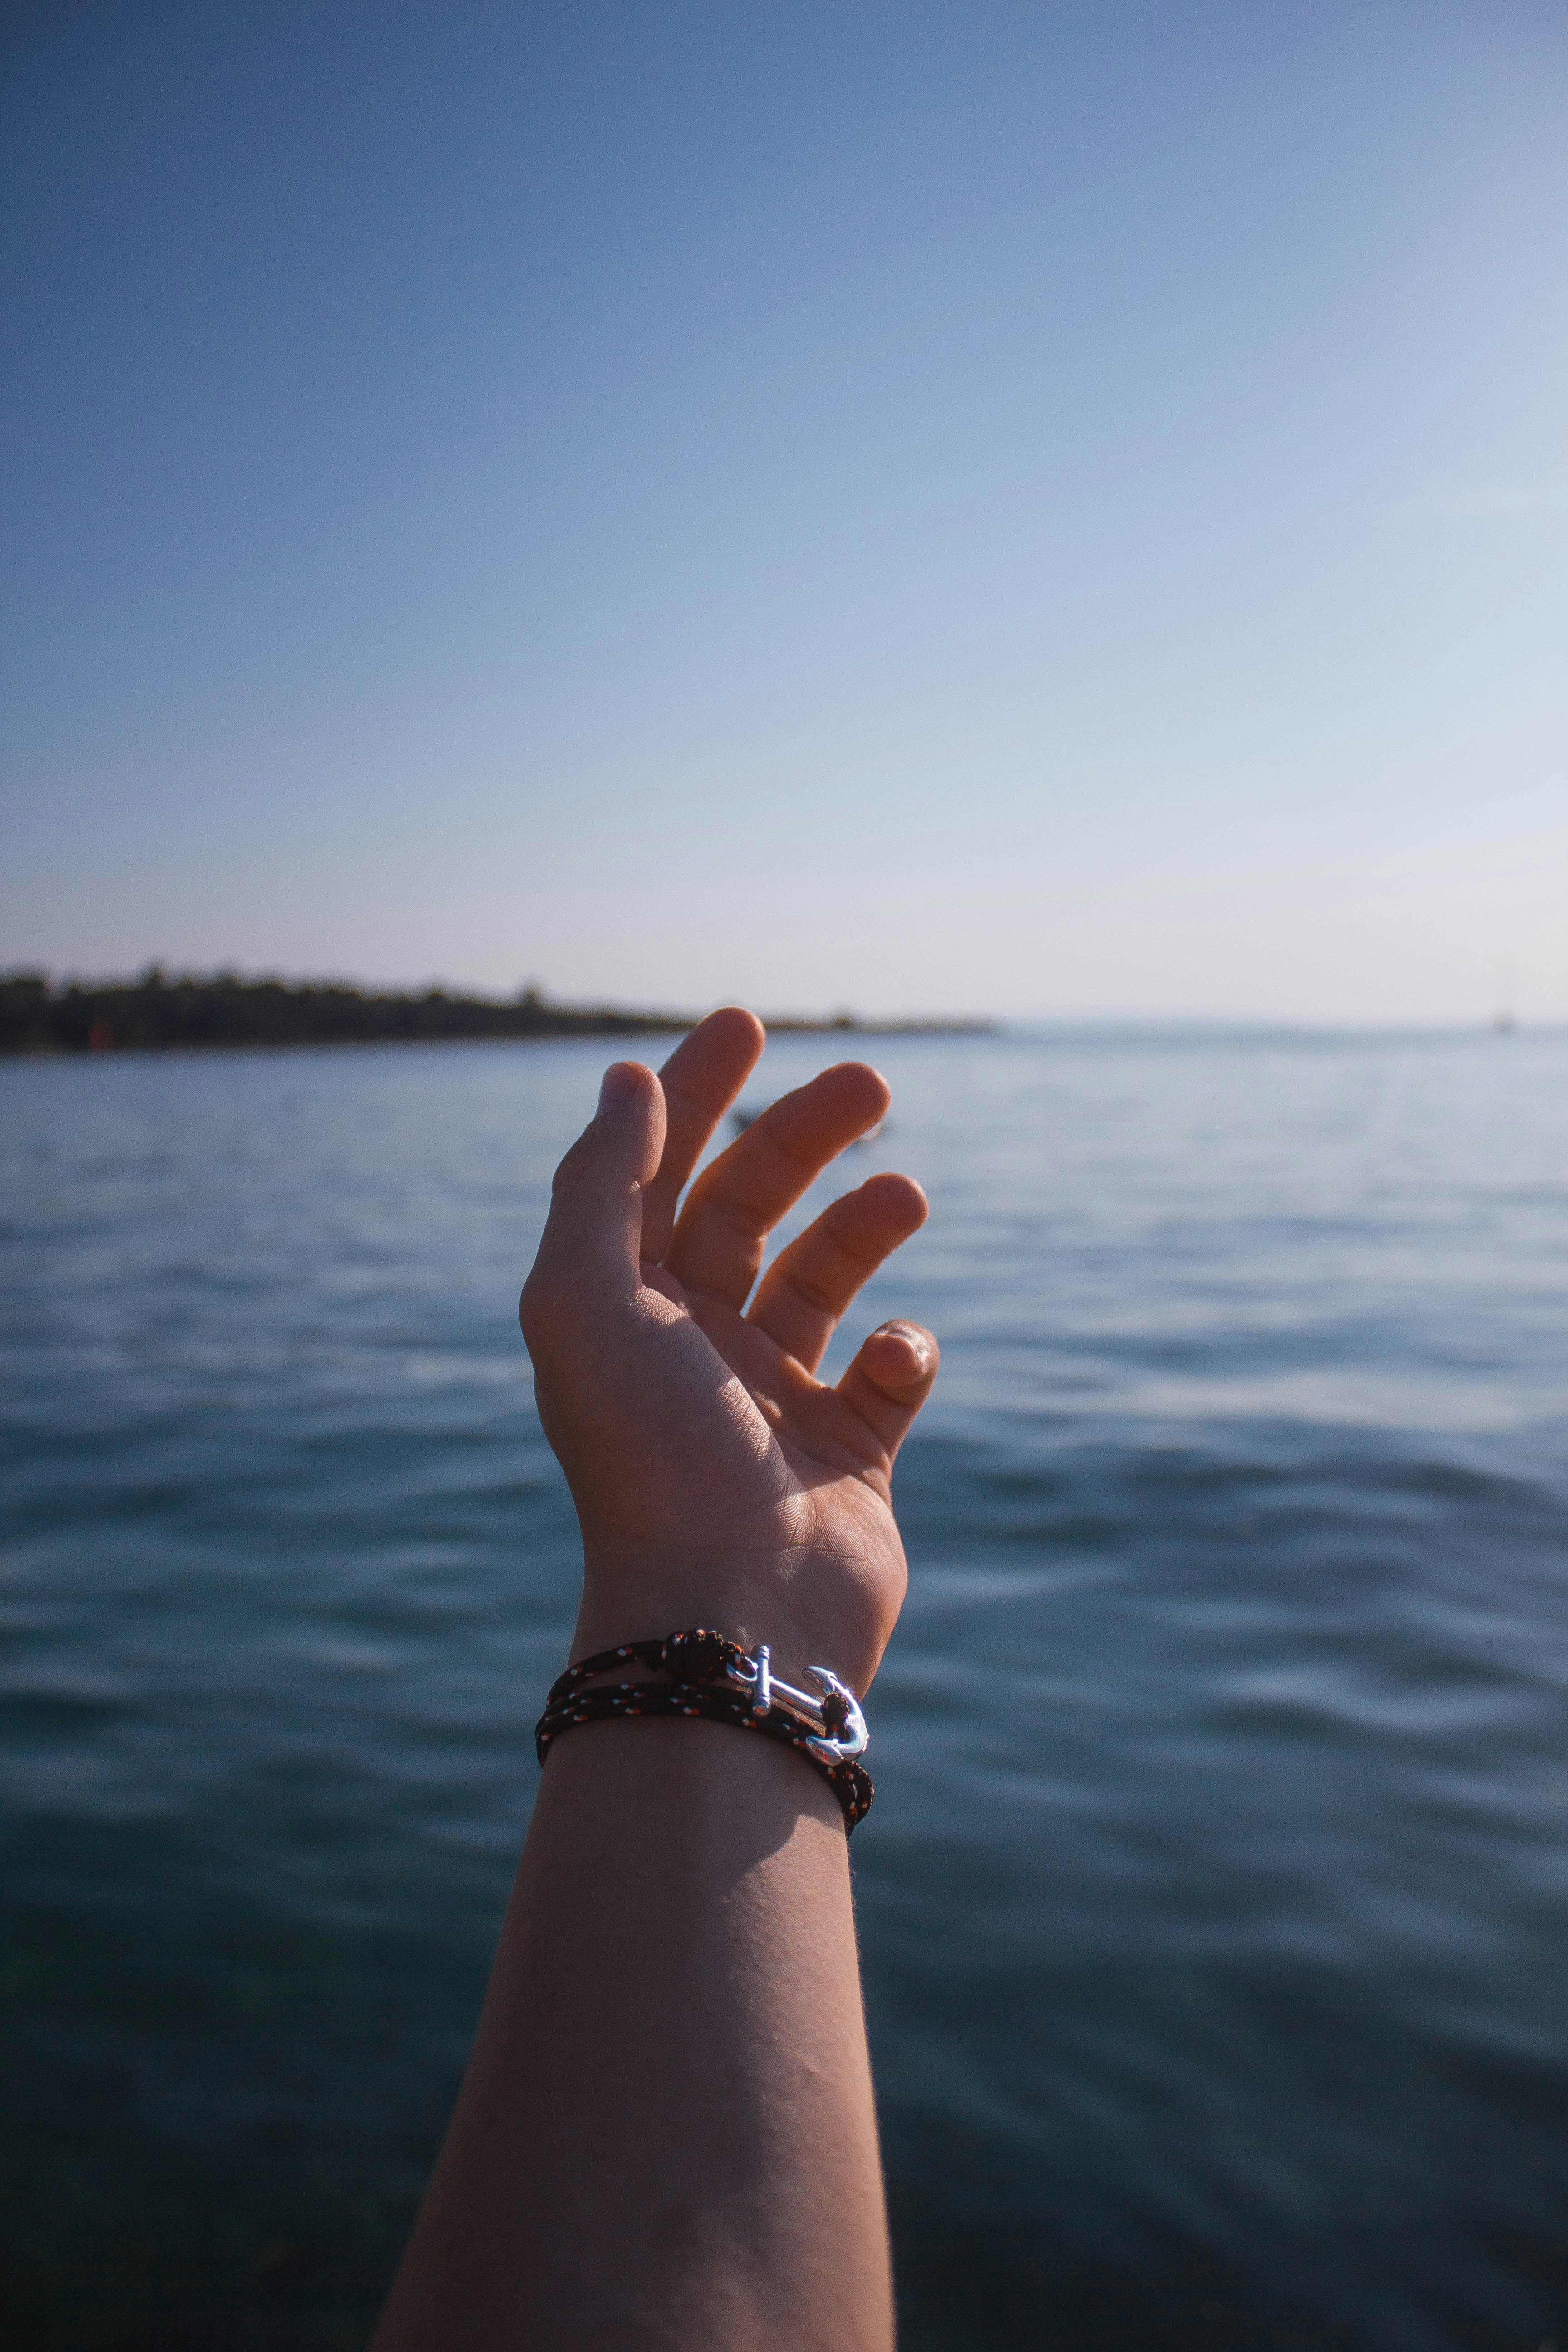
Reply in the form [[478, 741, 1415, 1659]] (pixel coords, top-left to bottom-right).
[[0, 970, 994, 1057]]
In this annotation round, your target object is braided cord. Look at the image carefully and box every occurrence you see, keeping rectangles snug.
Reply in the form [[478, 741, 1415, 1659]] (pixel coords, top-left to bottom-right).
[[535, 1637, 873, 1832]]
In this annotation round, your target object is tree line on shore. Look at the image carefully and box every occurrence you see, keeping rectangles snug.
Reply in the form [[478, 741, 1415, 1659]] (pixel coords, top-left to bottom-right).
[[0, 969, 988, 1056]]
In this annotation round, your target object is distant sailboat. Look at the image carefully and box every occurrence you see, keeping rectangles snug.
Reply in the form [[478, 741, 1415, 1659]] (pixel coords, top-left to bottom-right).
[[1491, 963, 1518, 1033], [731, 1104, 885, 1142]]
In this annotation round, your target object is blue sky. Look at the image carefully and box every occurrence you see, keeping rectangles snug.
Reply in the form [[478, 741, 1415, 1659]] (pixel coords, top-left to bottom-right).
[[2, 0, 1564, 1019]]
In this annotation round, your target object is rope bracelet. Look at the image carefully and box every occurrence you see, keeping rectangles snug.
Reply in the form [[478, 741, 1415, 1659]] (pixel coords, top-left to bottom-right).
[[533, 1627, 875, 1831]]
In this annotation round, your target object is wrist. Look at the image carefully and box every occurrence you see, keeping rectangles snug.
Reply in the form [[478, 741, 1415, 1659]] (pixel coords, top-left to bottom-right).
[[572, 1538, 899, 1697]]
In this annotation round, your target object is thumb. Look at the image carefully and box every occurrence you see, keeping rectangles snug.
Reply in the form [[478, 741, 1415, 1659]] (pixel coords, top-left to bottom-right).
[[522, 1062, 666, 1316]]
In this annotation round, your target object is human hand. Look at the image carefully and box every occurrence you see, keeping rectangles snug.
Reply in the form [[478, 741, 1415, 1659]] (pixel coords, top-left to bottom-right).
[[519, 1008, 938, 1695]]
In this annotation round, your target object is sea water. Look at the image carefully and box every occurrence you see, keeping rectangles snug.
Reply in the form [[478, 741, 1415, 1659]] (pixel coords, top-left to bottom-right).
[[2, 1029, 1565, 2350]]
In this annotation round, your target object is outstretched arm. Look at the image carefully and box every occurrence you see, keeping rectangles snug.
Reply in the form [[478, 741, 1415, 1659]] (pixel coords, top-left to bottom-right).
[[372, 1009, 938, 2352]]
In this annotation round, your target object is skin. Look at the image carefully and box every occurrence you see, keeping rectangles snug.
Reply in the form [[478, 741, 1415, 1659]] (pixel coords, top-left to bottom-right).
[[371, 1007, 939, 2352]]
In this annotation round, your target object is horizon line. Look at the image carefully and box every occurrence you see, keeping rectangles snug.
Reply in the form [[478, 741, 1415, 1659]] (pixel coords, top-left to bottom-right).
[[2, 965, 1563, 1038]]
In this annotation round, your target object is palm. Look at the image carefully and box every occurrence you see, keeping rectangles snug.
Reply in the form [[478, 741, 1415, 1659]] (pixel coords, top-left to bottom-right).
[[633, 1266, 895, 1536], [522, 1009, 937, 1688]]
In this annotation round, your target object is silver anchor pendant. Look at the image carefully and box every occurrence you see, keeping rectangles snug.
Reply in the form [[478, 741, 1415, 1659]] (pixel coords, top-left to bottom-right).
[[722, 1643, 869, 1764]]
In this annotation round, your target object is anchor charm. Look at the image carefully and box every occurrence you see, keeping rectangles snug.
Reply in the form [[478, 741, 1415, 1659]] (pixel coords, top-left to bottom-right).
[[720, 1643, 869, 1764]]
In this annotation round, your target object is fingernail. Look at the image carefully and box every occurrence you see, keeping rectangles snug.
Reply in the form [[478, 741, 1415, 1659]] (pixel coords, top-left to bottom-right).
[[597, 1063, 641, 1113], [876, 1320, 930, 1370]]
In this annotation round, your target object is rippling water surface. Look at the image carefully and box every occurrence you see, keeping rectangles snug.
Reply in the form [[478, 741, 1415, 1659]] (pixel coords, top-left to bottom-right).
[[3, 1029, 1565, 2350]]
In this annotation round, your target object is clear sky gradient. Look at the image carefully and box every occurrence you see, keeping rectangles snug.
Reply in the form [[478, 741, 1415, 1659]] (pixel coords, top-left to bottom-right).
[[3, 1, 1564, 1019]]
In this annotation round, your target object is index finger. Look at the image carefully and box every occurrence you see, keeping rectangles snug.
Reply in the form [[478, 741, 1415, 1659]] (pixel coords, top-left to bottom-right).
[[639, 1007, 766, 1264]]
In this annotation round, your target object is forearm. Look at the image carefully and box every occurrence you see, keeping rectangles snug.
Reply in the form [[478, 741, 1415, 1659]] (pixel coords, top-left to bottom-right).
[[374, 1025, 933, 2347], [371, 1717, 893, 2352]]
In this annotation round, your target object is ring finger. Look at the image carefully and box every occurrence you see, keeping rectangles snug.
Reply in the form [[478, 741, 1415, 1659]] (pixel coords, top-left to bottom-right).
[[745, 1171, 928, 1370]]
